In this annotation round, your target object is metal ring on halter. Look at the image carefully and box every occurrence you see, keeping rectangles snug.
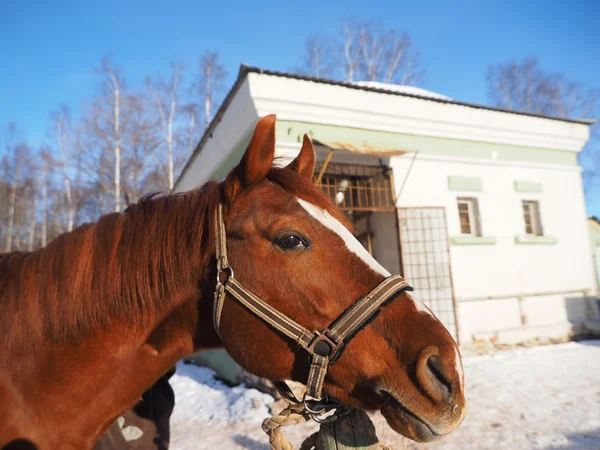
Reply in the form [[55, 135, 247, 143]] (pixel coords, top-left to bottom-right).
[[216, 265, 235, 283], [305, 401, 350, 424], [312, 411, 342, 424], [304, 402, 328, 415]]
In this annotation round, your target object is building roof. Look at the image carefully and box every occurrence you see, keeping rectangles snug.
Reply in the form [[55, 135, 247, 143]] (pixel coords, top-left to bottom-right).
[[239, 66, 595, 125], [174, 64, 596, 190], [351, 81, 453, 100]]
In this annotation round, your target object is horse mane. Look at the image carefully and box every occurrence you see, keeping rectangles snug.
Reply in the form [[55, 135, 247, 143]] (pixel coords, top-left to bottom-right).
[[0, 166, 348, 350], [0, 181, 222, 347]]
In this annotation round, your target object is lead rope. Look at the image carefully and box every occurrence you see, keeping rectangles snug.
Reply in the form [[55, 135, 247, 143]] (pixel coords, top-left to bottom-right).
[[262, 402, 313, 450], [262, 402, 391, 450]]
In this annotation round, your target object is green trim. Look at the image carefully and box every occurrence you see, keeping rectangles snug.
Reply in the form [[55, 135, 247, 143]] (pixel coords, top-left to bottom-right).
[[450, 236, 497, 245], [276, 120, 579, 166], [277, 120, 411, 152], [448, 176, 482, 192], [514, 180, 543, 193], [209, 130, 254, 181], [514, 235, 558, 245]]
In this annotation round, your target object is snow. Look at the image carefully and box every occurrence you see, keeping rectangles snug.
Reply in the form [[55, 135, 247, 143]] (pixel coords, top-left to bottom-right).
[[170, 340, 600, 449], [169, 363, 276, 450], [352, 81, 452, 100]]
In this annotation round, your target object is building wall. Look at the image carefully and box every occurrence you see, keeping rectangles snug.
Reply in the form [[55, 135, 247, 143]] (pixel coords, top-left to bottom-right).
[[174, 71, 596, 347], [390, 154, 597, 343]]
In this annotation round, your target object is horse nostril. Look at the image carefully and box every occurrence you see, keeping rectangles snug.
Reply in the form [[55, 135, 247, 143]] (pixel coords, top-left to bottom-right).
[[415, 346, 453, 404], [427, 355, 452, 397]]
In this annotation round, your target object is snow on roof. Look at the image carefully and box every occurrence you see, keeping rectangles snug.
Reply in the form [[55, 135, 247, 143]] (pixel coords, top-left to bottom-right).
[[352, 81, 452, 100]]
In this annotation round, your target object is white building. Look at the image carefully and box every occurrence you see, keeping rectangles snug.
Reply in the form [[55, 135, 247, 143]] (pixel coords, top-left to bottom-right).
[[175, 65, 599, 348]]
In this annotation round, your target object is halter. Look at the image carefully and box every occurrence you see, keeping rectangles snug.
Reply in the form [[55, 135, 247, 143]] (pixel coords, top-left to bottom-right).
[[212, 203, 413, 413]]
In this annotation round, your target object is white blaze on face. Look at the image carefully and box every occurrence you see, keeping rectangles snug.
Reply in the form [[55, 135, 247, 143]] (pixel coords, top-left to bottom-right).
[[298, 198, 441, 318], [297, 198, 390, 277]]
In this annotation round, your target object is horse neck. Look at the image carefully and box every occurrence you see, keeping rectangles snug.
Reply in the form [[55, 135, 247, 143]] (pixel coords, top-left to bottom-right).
[[0, 187, 223, 448], [7, 186, 221, 342]]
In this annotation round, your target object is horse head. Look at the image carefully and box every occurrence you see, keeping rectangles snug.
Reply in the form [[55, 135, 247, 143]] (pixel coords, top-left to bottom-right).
[[214, 115, 466, 442]]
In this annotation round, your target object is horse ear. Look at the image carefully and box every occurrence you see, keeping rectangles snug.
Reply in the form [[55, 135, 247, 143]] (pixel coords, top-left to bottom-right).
[[286, 134, 315, 180], [225, 115, 277, 200], [235, 115, 277, 187]]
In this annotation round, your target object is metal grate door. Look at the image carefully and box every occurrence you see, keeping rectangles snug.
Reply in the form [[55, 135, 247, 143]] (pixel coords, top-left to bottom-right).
[[398, 207, 459, 342], [315, 163, 395, 212]]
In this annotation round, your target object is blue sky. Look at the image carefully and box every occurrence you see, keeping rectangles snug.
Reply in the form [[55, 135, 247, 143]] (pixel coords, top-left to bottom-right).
[[1, 0, 599, 210]]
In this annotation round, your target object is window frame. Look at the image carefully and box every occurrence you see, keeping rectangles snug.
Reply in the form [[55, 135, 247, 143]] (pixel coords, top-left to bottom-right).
[[457, 197, 482, 237], [522, 200, 544, 236]]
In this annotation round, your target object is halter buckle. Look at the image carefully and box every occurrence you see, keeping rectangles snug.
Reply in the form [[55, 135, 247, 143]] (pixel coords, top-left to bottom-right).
[[308, 330, 341, 361]]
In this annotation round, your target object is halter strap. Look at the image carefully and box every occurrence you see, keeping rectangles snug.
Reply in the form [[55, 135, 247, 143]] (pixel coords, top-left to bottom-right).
[[213, 203, 413, 400]]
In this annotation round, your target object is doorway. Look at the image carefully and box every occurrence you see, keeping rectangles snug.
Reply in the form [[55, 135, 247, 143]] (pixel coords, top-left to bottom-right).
[[315, 162, 401, 274], [314, 161, 459, 342]]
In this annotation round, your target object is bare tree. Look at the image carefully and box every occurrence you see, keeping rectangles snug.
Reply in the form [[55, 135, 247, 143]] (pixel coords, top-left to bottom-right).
[[121, 92, 162, 202], [26, 176, 40, 251], [147, 63, 183, 190], [100, 58, 123, 213], [39, 149, 52, 248], [487, 56, 599, 200], [50, 106, 76, 232], [296, 33, 337, 79], [342, 21, 361, 82], [298, 19, 424, 85], [78, 98, 118, 215], [1, 52, 232, 250], [487, 57, 599, 118], [195, 51, 227, 130], [183, 103, 198, 156], [1, 123, 26, 251], [357, 23, 421, 84]]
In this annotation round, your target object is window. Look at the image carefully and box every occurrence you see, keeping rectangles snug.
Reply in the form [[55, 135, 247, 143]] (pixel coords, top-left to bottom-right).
[[522, 200, 543, 236], [457, 197, 482, 236]]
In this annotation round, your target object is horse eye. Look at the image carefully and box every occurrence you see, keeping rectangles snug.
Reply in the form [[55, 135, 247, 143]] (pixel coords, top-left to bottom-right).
[[275, 234, 307, 251]]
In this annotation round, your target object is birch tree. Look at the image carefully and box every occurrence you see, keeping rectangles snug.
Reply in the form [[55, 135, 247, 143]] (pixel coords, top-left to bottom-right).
[[26, 174, 40, 251], [39, 149, 52, 248], [146, 63, 183, 190], [101, 58, 123, 213], [121, 92, 162, 202], [2, 123, 25, 251], [195, 51, 227, 130], [356, 22, 422, 84], [181, 103, 198, 157], [296, 33, 337, 79], [342, 21, 360, 82], [298, 19, 424, 85], [50, 106, 76, 231], [1, 53, 235, 249], [78, 99, 116, 215]]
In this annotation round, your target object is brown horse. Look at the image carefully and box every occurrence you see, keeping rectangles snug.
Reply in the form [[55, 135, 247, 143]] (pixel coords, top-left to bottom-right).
[[0, 115, 466, 450]]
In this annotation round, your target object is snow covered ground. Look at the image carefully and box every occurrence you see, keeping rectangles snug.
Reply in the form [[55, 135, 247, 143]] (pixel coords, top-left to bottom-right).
[[169, 340, 600, 450]]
